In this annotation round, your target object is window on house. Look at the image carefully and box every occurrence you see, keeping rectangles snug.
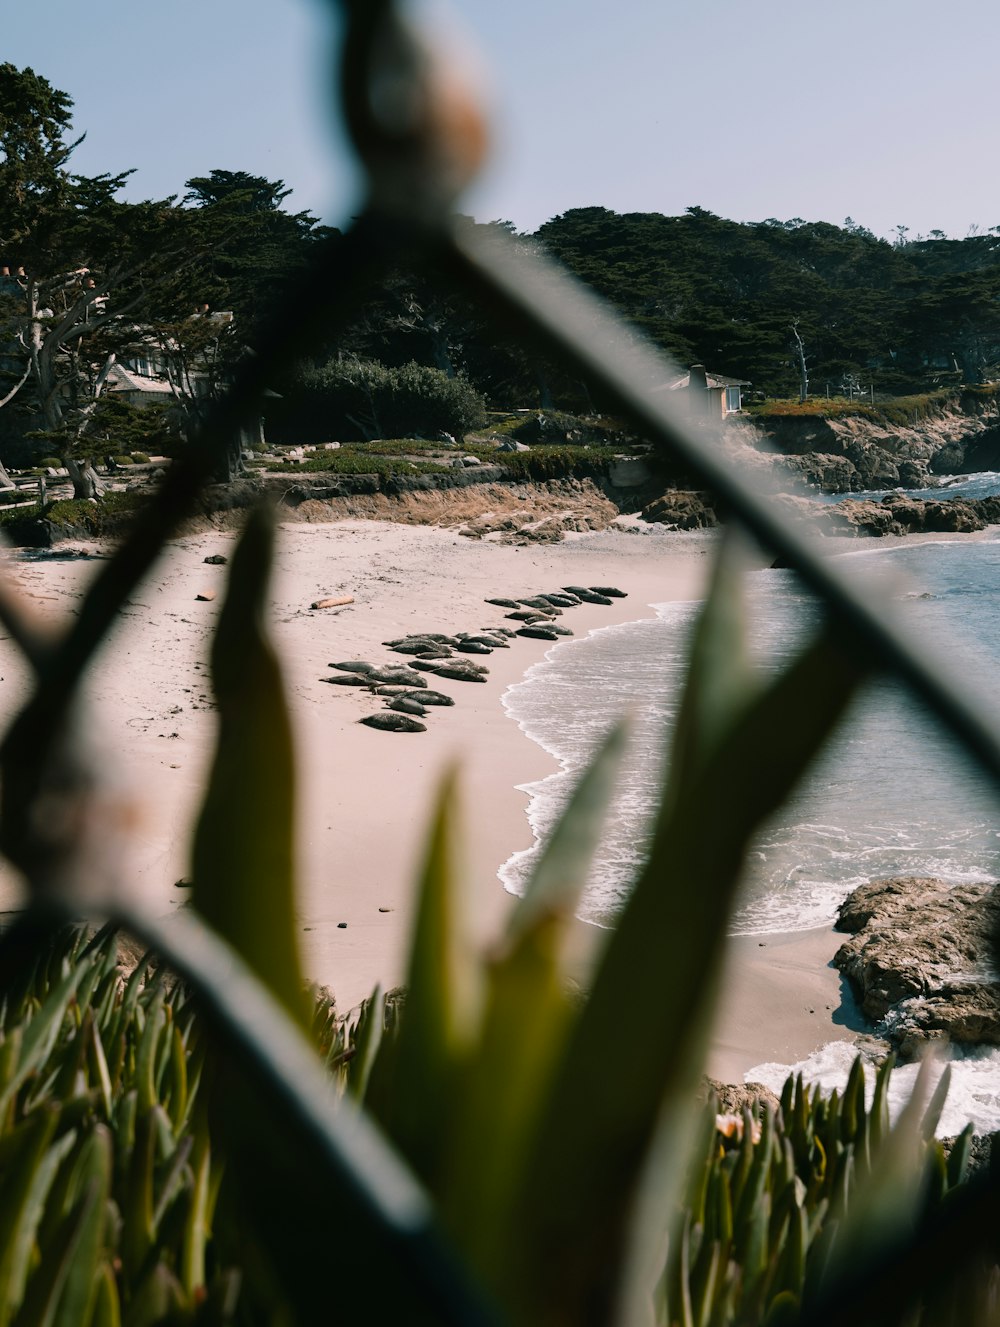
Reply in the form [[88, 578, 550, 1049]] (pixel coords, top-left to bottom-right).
[[725, 385, 742, 413]]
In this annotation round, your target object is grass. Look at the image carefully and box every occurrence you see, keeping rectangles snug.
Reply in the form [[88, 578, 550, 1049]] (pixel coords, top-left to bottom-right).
[[749, 384, 1000, 426]]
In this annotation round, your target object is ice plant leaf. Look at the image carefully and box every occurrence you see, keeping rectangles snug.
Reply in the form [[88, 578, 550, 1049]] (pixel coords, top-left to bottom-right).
[[366, 768, 478, 1189], [191, 507, 306, 1026], [504, 549, 865, 1326], [441, 721, 628, 1279]]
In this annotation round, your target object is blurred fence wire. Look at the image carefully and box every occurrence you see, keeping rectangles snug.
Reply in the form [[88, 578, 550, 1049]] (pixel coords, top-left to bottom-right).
[[0, 0, 997, 1322]]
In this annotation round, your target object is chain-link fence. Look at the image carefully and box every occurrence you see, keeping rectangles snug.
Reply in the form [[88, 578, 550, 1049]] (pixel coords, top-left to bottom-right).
[[1, 2, 998, 1322]]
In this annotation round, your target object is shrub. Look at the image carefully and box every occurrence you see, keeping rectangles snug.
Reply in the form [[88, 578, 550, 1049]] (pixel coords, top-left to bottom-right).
[[273, 357, 488, 443], [130, 452, 151, 464]]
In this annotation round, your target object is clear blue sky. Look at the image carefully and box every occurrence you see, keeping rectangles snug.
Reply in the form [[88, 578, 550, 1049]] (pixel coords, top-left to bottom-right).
[[4, 0, 1000, 239]]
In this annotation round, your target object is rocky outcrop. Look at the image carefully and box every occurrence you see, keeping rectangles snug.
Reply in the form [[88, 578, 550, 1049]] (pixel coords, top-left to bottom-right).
[[752, 396, 1000, 493], [639, 490, 718, 529], [833, 877, 1000, 1060], [820, 493, 1000, 537]]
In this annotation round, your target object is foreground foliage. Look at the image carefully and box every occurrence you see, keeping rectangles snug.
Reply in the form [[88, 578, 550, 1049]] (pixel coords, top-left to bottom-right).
[[0, 514, 996, 1325]]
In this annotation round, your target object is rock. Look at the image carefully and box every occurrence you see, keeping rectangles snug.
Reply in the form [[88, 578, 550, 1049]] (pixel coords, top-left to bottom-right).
[[329, 661, 376, 674], [591, 585, 627, 598], [817, 494, 1000, 539], [702, 1078, 781, 1116], [203, 554, 228, 565], [389, 697, 427, 717], [405, 689, 455, 706], [195, 589, 216, 602], [486, 597, 521, 608], [360, 713, 427, 733], [311, 595, 354, 609], [639, 491, 718, 530], [833, 876, 1000, 1059]]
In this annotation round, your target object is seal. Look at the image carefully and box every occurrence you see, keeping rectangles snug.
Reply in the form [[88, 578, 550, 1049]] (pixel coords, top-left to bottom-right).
[[516, 626, 561, 640], [320, 674, 373, 686], [407, 689, 455, 706], [591, 585, 627, 598], [328, 661, 376, 673], [434, 663, 489, 682], [360, 713, 427, 733], [368, 668, 428, 686], [485, 597, 520, 608], [389, 697, 428, 717]]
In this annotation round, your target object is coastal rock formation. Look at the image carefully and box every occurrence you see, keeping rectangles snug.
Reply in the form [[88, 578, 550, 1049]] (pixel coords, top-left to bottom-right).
[[818, 494, 1000, 538], [751, 397, 1000, 493], [833, 876, 1000, 1059], [640, 490, 718, 529]]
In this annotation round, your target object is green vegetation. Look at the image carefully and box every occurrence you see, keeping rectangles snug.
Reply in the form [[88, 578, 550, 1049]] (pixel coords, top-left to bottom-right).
[[749, 385, 1000, 426], [2, 522, 992, 1324], [0, 515, 993, 1323], [0, 492, 150, 539], [263, 452, 452, 479], [270, 358, 488, 445]]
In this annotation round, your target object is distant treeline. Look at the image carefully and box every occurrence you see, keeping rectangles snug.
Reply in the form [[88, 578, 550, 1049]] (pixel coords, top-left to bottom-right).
[[291, 207, 1000, 420]]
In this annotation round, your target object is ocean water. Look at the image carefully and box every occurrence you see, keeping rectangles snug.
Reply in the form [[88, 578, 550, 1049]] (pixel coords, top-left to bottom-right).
[[500, 535, 1000, 1131], [816, 469, 1000, 504]]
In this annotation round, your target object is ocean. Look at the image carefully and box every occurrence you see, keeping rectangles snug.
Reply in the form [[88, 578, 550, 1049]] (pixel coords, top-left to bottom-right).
[[500, 533, 1000, 1132]]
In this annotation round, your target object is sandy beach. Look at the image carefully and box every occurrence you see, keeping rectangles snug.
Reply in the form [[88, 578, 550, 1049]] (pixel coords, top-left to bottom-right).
[[0, 516, 860, 1082]]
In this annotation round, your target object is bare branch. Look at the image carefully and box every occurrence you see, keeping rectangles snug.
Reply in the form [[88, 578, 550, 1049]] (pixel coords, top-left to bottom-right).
[[0, 358, 31, 410]]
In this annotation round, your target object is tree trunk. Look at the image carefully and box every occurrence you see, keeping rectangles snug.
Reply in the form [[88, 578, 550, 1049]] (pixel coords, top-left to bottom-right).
[[66, 458, 106, 499], [0, 459, 15, 490], [790, 322, 809, 403]]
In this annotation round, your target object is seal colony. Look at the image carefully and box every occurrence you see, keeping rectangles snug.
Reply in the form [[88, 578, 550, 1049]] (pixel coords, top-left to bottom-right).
[[319, 585, 628, 734]]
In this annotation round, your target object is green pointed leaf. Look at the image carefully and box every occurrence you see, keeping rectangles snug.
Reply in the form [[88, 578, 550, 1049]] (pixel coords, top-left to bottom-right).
[[507, 719, 628, 945], [192, 507, 307, 1026], [440, 723, 628, 1274], [0, 961, 88, 1118], [504, 540, 866, 1326], [365, 769, 479, 1187], [0, 1115, 75, 1327], [345, 987, 384, 1104]]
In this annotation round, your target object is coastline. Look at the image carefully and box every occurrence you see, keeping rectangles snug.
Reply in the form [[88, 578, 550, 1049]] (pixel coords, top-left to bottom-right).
[[5, 517, 994, 1081]]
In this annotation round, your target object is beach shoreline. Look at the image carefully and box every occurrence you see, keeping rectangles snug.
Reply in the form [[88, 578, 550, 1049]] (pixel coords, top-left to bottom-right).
[[5, 516, 989, 1082]]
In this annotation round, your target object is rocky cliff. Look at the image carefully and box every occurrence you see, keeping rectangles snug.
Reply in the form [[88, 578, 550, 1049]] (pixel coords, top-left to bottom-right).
[[743, 393, 1000, 494]]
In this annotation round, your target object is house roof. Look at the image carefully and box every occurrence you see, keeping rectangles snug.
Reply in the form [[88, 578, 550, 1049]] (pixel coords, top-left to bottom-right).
[[105, 362, 174, 396], [660, 371, 751, 391]]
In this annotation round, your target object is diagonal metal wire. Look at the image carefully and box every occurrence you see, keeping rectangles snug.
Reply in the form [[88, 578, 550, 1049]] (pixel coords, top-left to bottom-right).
[[0, 0, 996, 1322], [445, 220, 1000, 800]]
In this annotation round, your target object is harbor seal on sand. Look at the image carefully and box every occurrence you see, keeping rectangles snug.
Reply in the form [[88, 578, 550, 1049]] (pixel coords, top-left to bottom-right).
[[360, 713, 427, 733]]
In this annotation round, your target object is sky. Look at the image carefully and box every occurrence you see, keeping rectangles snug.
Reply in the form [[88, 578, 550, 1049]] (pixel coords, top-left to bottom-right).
[[4, 0, 1000, 240]]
